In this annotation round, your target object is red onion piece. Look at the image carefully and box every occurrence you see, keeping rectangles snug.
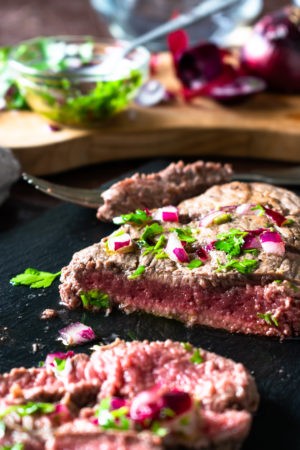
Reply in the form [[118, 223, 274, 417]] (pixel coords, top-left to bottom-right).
[[107, 232, 132, 252], [196, 246, 209, 262], [111, 397, 128, 411], [242, 233, 262, 250], [153, 206, 179, 222], [59, 322, 96, 346], [241, 6, 300, 92], [235, 203, 256, 215], [199, 210, 228, 227], [165, 232, 189, 263], [259, 231, 285, 255], [264, 207, 288, 227], [162, 391, 192, 417], [135, 80, 174, 107], [130, 385, 165, 423], [45, 351, 74, 368]]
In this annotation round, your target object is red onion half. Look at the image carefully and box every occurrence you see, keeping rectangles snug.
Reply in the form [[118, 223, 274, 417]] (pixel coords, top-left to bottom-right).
[[242, 6, 300, 92]]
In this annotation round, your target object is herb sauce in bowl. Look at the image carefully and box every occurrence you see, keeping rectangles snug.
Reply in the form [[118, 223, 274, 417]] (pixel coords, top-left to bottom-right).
[[9, 36, 150, 127]]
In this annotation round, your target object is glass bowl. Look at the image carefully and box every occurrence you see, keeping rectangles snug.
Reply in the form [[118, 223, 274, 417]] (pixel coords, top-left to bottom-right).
[[8, 35, 150, 127]]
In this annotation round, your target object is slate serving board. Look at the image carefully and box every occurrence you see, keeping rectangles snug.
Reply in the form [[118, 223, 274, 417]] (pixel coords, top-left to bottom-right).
[[0, 160, 300, 450]]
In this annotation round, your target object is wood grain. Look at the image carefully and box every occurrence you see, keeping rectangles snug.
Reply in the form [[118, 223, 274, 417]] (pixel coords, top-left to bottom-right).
[[1, 54, 300, 174]]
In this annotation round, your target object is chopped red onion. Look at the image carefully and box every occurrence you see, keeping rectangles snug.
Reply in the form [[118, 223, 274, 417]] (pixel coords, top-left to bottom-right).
[[165, 232, 189, 263], [196, 246, 209, 261], [236, 203, 256, 215], [242, 233, 261, 250], [199, 210, 228, 227], [264, 207, 288, 227], [45, 351, 74, 368], [130, 385, 165, 423], [162, 391, 192, 417], [153, 206, 179, 222], [259, 231, 285, 255], [107, 232, 132, 252], [59, 322, 96, 346]]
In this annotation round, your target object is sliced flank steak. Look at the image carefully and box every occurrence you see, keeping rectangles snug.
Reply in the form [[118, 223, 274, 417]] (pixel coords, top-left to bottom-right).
[[60, 181, 300, 337], [0, 339, 259, 450]]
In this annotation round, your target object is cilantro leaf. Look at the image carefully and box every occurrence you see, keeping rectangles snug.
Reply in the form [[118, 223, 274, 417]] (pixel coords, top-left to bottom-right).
[[217, 258, 258, 274], [172, 227, 197, 243], [113, 209, 151, 225], [96, 398, 131, 431], [257, 312, 278, 327], [0, 402, 55, 420], [80, 290, 110, 310], [187, 259, 203, 269], [128, 265, 146, 280], [215, 229, 248, 257], [10, 268, 61, 288], [140, 223, 163, 243], [190, 348, 203, 364]]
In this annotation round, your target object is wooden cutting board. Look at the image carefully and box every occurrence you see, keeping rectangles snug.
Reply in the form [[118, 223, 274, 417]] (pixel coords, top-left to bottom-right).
[[1, 53, 300, 175]]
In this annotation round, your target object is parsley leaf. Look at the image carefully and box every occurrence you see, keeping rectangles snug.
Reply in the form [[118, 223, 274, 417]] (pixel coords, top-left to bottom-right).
[[257, 312, 278, 327], [128, 265, 146, 280], [80, 290, 110, 310], [215, 229, 248, 257], [10, 268, 61, 288], [190, 348, 203, 364], [113, 209, 151, 225], [217, 258, 258, 274], [187, 259, 203, 269]]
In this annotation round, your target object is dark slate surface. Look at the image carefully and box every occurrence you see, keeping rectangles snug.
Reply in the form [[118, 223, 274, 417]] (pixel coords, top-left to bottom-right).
[[0, 160, 300, 450]]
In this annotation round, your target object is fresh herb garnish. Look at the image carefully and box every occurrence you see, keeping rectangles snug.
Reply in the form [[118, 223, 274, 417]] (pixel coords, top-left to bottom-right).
[[181, 342, 193, 352], [128, 265, 146, 280], [217, 258, 258, 274], [172, 227, 197, 243], [80, 290, 110, 310], [187, 259, 203, 269], [141, 234, 167, 259], [215, 229, 248, 257], [140, 223, 163, 243], [53, 358, 68, 372], [251, 204, 265, 216], [0, 402, 55, 420], [96, 398, 130, 431], [257, 312, 278, 327], [151, 421, 169, 437], [0, 444, 24, 450], [190, 348, 203, 364], [113, 209, 151, 225], [10, 268, 61, 288]]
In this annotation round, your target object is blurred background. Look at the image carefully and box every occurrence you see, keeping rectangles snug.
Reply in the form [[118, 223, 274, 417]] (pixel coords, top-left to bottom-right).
[[0, 0, 285, 47]]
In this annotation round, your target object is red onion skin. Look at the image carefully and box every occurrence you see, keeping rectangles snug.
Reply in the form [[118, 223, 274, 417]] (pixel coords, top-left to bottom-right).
[[241, 6, 300, 93]]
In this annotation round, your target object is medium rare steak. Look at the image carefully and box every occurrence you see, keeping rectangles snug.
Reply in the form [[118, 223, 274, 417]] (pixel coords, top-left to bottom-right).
[[97, 160, 232, 221], [60, 181, 300, 337], [0, 339, 258, 450]]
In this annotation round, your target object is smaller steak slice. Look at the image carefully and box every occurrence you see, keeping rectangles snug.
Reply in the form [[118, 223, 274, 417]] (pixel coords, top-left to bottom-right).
[[97, 160, 232, 221], [0, 340, 258, 450]]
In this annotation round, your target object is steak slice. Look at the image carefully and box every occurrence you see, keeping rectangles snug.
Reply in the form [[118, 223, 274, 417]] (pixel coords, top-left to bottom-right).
[[60, 181, 300, 337], [0, 339, 259, 450], [97, 160, 232, 221]]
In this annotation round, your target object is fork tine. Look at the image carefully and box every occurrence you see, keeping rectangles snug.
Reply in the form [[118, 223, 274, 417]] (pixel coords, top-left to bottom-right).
[[22, 173, 102, 209]]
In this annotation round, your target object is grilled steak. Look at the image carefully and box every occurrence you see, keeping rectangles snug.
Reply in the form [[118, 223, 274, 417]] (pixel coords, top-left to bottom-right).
[[60, 181, 300, 337], [97, 160, 232, 221], [0, 339, 258, 450]]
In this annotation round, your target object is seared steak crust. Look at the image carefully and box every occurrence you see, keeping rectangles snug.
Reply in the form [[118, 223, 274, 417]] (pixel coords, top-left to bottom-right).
[[97, 160, 232, 221], [0, 340, 258, 450], [60, 182, 300, 337]]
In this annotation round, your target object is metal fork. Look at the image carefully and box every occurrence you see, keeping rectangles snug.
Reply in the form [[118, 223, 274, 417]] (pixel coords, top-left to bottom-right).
[[22, 167, 300, 210]]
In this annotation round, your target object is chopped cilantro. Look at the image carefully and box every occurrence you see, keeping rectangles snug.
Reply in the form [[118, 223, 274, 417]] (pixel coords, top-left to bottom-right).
[[274, 279, 282, 284], [151, 421, 168, 437], [243, 248, 260, 256], [187, 259, 203, 269], [283, 219, 295, 226], [80, 290, 110, 310], [142, 234, 167, 259], [113, 209, 151, 225], [181, 342, 193, 352], [190, 348, 203, 364], [0, 402, 55, 420], [172, 227, 197, 243], [96, 398, 131, 431], [10, 268, 61, 288], [140, 223, 163, 243], [251, 204, 265, 216], [257, 312, 278, 327], [215, 229, 248, 257], [217, 258, 258, 274], [53, 357, 68, 372], [0, 444, 24, 450], [128, 265, 146, 280]]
